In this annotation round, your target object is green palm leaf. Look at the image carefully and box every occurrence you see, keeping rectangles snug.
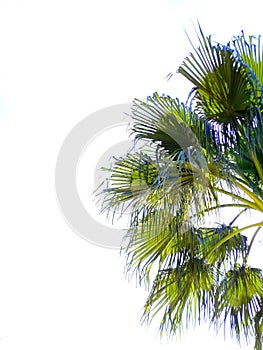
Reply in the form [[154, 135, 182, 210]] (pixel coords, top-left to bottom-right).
[[143, 259, 215, 335], [132, 92, 205, 158], [213, 264, 263, 345], [233, 31, 263, 96], [178, 25, 250, 123]]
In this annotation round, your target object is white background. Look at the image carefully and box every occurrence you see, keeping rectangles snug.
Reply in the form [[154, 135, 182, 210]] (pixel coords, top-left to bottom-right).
[[0, 0, 262, 349]]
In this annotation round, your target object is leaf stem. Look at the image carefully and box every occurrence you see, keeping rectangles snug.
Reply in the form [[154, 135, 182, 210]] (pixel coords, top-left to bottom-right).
[[214, 187, 261, 211], [247, 227, 262, 257]]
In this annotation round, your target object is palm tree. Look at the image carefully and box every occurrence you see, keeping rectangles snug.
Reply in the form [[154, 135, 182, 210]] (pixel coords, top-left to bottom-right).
[[100, 25, 263, 349]]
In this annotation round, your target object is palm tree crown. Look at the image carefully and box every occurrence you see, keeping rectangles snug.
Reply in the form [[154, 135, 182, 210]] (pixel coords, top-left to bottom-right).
[[99, 25, 263, 349]]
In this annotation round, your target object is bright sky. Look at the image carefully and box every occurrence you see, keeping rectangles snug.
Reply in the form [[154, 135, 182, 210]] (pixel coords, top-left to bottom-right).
[[0, 0, 263, 349]]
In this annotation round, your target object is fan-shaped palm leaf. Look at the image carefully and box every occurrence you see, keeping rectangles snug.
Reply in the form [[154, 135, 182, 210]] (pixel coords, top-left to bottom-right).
[[178, 25, 250, 124], [213, 264, 263, 345]]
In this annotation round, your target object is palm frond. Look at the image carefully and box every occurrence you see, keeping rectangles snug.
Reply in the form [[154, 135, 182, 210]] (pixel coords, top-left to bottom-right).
[[178, 25, 250, 124], [100, 151, 159, 216], [197, 224, 248, 265], [131, 92, 206, 160], [233, 31, 263, 97], [213, 264, 263, 345], [142, 259, 215, 335]]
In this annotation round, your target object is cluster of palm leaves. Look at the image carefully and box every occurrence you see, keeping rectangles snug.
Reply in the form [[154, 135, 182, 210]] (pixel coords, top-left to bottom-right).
[[99, 26, 263, 349]]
